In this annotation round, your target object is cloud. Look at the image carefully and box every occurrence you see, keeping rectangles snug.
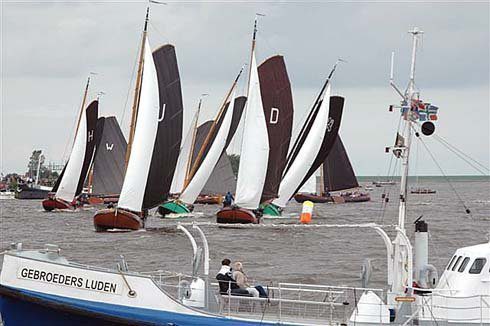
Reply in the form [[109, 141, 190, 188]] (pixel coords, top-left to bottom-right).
[[1, 1, 488, 175]]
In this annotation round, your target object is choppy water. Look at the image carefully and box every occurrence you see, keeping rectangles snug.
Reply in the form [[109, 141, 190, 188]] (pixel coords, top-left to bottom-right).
[[1, 176, 488, 291]]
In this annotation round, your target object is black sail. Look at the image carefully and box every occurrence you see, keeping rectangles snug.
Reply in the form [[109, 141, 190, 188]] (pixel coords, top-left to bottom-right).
[[51, 165, 66, 192], [258, 55, 294, 202], [323, 135, 359, 192], [92, 116, 127, 195], [295, 96, 344, 194], [75, 100, 99, 196], [142, 44, 183, 209]]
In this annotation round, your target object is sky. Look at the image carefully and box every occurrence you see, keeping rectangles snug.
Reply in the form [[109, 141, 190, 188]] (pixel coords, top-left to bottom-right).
[[1, 0, 489, 176]]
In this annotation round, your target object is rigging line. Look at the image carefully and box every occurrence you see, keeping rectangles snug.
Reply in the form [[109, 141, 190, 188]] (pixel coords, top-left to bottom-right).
[[148, 20, 170, 45], [435, 134, 489, 171], [417, 132, 472, 217], [120, 42, 140, 136], [433, 134, 489, 174]]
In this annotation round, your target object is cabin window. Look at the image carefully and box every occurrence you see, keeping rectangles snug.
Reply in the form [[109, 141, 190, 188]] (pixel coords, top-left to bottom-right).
[[458, 257, 470, 272], [446, 255, 457, 270], [468, 258, 487, 274], [451, 256, 462, 271]]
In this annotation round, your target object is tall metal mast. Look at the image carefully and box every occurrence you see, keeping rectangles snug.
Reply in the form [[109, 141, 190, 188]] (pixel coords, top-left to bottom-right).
[[398, 27, 423, 232], [388, 27, 423, 299], [125, 7, 150, 168]]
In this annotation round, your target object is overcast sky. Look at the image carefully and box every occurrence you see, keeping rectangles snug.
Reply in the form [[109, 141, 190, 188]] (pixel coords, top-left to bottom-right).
[[1, 0, 489, 176]]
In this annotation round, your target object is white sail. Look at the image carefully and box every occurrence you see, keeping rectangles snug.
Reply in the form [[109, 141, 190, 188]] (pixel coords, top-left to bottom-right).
[[234, 52, 270, 209], [56, 108, 89, 202], [118, 38, 161, 212], [180, 90, 236, 204], [273, 84, 331, 208], [170, 110, 198, 194]]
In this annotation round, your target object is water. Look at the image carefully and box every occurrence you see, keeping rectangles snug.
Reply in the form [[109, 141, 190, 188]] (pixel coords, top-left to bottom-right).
[[1, 176, 488, 291]]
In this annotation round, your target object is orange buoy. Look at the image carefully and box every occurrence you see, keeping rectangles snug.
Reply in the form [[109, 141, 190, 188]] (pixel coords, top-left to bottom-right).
[[300, 201, 314, 224]]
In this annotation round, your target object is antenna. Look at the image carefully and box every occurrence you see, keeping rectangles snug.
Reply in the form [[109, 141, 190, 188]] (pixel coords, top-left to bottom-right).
[[389, 52, 405, 99]]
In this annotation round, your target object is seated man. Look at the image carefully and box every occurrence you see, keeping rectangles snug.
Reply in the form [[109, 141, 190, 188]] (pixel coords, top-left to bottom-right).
[[216, 258, 250, 296], [233, 262, 268, 298]]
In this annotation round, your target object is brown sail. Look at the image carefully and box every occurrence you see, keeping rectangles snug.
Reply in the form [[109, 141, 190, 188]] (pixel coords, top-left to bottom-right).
[[258, 55, 294, 203]]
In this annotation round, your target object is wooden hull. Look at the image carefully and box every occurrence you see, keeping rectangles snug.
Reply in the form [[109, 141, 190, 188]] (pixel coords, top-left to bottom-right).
[[83, 195, 120, 205], [93, 208, 143, 232], [194, 195, 223, 205], [216, 206, 258, 224], [294, 193, 331, 203], [41, 198, 72, 211]]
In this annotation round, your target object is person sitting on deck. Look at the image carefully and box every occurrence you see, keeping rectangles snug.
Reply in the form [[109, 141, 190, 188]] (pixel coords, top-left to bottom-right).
[[216, 258, 249, 296], [233, 262, 268, 298], [223, 191, 234, 207]]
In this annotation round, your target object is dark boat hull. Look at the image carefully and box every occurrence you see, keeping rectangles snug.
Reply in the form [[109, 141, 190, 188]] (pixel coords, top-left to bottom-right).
[[15, 185, 50, 200], [411, 189, 436, 194], [42, 198, 72, 211], [0, 285, 130, 326], [294, 193, 330, 203], [216, 206, 258, 224], [93, 208, 143, 232]]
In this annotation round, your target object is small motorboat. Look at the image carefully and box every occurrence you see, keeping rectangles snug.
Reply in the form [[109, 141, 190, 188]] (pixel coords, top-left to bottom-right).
[[410, 187, 436, 194], [0, 190, 15, 200]]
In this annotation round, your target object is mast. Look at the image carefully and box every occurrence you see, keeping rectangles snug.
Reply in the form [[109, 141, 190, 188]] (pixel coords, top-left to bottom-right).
[[73, 76, 91, 145], [184, 68, 244, 190], [285, 60, 342, 172], [398, 27, 423, 232], [388, 27, 423, 299], [125, 7, 150, 168], [35, 152, 43, 186], [319, 163, 325, 196], [183, 95, 206, 188]]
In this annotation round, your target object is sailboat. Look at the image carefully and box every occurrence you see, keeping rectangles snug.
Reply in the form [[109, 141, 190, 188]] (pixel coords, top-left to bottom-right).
[[158, 72, 246, 217], [93, 8, 183, 231], [294, 135, 371, 203], [260, 62, 345, 217], [41, 82, 99, 211], [217, 18, 294, 224], [84, 116, 127, 205]]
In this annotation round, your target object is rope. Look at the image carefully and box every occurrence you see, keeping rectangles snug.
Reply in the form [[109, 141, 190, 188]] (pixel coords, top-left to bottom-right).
[[119, 41, 140, 135], [417, 134, 472, 216], [433, 135, 489, 175]]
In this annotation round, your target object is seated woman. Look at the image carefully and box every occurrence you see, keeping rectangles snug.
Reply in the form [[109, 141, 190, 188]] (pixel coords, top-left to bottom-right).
[[233, 262, 268, 298], [216, 258, 250, 296]]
